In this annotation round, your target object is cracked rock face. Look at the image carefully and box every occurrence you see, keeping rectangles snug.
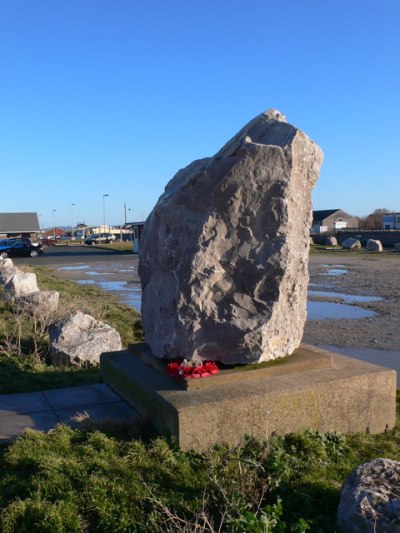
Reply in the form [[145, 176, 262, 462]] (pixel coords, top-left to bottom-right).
[[139, 109, 323, 364]]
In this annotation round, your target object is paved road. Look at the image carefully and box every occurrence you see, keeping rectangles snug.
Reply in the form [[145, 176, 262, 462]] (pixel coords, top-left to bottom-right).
[[12, 244, 136, 268]]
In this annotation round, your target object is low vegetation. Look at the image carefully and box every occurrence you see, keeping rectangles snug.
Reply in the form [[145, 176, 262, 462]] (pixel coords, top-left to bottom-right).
[[0, 394, 398, 532], [0, 265, 399, 531], [0, 266, 143, 394]]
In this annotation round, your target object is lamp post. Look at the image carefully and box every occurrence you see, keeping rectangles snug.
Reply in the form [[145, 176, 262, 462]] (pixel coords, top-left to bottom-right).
[[52, 209, 56, 239], [71, 203, 75, 240], [103, 194, 109, 233]]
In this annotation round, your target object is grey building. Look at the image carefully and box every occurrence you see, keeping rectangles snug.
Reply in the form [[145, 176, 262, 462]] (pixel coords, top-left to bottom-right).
[[0, 212, 40, 238], [311, 209, 358, 233]]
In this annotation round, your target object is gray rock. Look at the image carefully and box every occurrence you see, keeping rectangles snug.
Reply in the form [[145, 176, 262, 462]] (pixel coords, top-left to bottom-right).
[[341, 238, 361, 250], [337, 458, 400, 532], [394, 243, 400, 252], [139, 109, 323, 364], [366, 239, 383, 252], [324, 236, 338, 246], [0, 258, 17, 284], [49, 311, 122, 367], [4, 270, 39, 299], [17, 290, 60, 318]]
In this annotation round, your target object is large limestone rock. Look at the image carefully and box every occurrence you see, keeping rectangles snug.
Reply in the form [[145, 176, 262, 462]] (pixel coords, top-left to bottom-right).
[[337, 458, 400, 532], [49, 311, 122, 367], [139, 110, 323, 364]]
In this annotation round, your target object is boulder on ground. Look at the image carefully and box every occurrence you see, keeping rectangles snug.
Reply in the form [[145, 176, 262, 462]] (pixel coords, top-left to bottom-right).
[[49, 311, 122, 367], [0, 258, 17, 284], [4, 270, 39, 299], [337, 458, 400, 532], [341, 238, 361, 250], [324, 236, 338, 246], [139, 109, 323, 364], [18, 290, 60, 318], [366, 239, 383, 252]]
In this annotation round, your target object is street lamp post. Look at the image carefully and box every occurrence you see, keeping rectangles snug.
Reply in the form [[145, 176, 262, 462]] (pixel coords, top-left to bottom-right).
[[52, 209, 56, 239], [103, 194, 109, 233], [71, 203, 75, 240]]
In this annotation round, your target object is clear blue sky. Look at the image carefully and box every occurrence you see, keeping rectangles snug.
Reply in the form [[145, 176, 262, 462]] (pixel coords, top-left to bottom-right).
[[1, 0, 399, 229]]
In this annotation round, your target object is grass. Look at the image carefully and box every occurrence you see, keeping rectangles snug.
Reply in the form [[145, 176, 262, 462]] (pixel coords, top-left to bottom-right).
[[0, 392, 398, 531], [0, 264, 399, 530], [0, 266, 143, 394]]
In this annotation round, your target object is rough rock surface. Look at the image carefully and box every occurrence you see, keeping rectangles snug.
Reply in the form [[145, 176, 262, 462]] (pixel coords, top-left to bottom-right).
[[4, 270, 39, 298], [49, 311, 122, 367], [139, 109, 323, 364], [337, 458, 400, 532], [366, 239, 383, 252], [18, 290, 60, 317], [341, 238, 361, 250], [395, 243, 400, 252], [324, 236, 338, 246], [0, 258, 17, 284]]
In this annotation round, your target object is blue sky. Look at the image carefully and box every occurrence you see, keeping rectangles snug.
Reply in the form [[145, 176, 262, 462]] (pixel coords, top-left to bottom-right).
[[1, 0, 399, 229]]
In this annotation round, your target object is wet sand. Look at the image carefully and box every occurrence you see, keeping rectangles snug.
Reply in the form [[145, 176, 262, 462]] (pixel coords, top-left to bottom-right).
[[304, 252, 400, 352]]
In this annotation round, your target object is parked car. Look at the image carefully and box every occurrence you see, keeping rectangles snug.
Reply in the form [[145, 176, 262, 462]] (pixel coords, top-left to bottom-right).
[[0, 241, 44, 258], [84, 233, 117, 245], [0, 237, 40, 247]]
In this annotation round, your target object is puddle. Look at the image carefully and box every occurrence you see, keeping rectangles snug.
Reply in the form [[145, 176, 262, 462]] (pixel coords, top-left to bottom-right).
[[307, 301, 375, 320], [324, 268, 348, 276], [319, 345, 400, 387], [59, 265, 90, 271], [308, 290, 383, 304], [78, 280, 95, 285]]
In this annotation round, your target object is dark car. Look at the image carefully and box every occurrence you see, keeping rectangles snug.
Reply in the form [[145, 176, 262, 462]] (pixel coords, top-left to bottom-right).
[[0, 241, 44, 258]]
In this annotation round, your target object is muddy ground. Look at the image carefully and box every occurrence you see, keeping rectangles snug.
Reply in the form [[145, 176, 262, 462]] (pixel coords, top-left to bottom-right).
[[303, 251, 400, 352]]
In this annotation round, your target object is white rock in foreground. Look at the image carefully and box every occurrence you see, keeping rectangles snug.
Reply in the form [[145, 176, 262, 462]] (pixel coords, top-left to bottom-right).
[[139, 109, 323, 364], [4, 270, 39, 299], [337, 458, 400, 532], [49, 311, 122, 367], [0, 258, 17, 284]]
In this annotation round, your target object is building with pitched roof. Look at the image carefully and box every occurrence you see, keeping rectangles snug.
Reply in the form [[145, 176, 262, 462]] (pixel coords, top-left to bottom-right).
[[0, 212, 40, 239], [311, 209, 358, 233]]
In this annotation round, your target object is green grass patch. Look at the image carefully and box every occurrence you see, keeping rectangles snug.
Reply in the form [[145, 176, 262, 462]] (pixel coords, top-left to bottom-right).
[[0, 267, 143, 394], [0, 393, 398, 531]]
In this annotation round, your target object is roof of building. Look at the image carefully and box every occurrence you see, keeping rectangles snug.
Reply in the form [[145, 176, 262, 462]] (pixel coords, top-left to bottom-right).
[[312, 209, 341, 221], [0, 212, 40, 233]]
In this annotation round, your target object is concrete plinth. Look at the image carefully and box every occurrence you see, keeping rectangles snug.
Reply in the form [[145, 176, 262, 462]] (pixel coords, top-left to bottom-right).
[[100, 344, 396, 451]]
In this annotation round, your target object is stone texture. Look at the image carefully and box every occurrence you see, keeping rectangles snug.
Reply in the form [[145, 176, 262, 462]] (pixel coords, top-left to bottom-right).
[[0, 258, 17, 284], [100, 344, 396, 451], [394, 243, 400, 252], [4, 270, 39, 299], [18, 290, 60, 317], [337, 458, 400, 532], [324, 235, 338, 246], [139, 109, 323, 364], [366, 239, 383, 252], [341, 238, 361, 250], [49, 311, 122, 367]]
